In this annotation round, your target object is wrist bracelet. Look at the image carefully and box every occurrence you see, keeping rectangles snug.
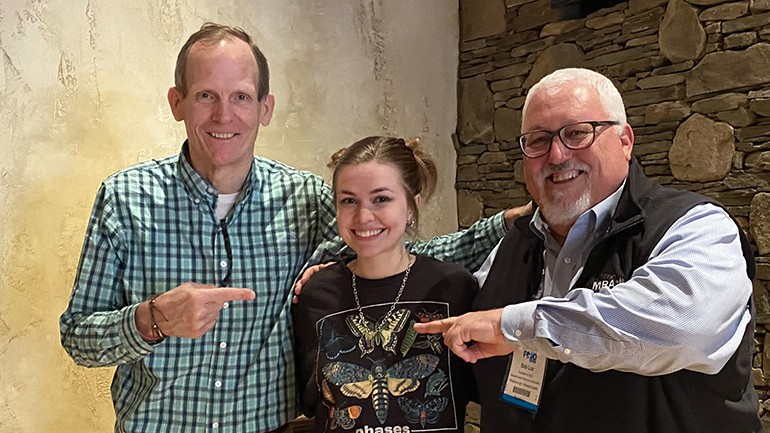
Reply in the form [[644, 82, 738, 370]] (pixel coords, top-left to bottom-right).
[[148, 294, 167, 342]]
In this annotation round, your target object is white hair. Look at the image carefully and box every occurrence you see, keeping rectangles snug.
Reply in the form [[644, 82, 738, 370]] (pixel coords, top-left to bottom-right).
[[522, 68, 627, 128]]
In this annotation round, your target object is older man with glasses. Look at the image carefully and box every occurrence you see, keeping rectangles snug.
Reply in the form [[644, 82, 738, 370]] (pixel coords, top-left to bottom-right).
[[416, 68, 761, 433]]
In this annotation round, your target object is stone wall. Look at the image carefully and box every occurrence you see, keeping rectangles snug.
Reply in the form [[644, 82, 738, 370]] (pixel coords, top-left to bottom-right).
[[456, 0, 770, 428]]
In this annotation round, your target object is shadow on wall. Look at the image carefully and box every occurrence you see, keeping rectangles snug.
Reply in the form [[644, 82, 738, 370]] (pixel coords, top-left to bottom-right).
[[552, 0, 627, 18]]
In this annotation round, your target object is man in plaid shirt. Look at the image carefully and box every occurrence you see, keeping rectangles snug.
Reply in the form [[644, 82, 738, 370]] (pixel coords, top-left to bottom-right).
[[60, 22, 525, 433]]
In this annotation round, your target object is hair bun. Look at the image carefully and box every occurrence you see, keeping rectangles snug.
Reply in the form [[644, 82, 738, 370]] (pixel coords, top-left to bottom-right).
[[404, 137, 421, 150], [327, 147, 347, 169]]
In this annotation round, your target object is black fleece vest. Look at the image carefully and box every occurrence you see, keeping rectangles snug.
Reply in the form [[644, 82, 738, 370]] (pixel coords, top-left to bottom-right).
[[472, 159, 761, 433]]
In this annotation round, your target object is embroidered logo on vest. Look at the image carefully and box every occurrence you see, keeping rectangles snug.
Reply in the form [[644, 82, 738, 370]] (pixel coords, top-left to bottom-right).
[[589, 273, 626, 292]]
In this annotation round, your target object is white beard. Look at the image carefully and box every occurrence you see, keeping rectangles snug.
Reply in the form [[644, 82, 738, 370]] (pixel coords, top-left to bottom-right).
[[539, 188, 591, 227], [531, 161, 592, 228]]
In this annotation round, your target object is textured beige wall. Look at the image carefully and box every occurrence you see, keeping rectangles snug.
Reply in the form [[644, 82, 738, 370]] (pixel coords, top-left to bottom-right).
[[0, 1, 458, 431]]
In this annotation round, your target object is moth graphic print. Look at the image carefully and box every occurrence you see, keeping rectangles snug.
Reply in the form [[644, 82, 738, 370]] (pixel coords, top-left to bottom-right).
[[323, 354, 439, 424], [398, 396, 449, 428], [296, 261, 476, 432], [346, 308, 411, 356], [319, 319, 357, 360], [321, 380, 362, 430]]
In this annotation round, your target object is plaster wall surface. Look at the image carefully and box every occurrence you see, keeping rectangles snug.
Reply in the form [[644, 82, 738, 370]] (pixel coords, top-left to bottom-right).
[[0, 1, 459, 431]]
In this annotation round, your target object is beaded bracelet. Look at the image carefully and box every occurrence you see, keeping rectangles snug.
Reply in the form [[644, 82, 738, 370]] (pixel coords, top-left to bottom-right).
[[148, 294, 167, 342]]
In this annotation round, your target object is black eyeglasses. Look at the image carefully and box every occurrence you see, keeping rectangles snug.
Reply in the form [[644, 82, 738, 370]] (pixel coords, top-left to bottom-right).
[[517, 121, 621, 158]]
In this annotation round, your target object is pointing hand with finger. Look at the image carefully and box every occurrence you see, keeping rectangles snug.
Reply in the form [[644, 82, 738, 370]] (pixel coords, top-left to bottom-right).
[[136, 282, 255, 339]]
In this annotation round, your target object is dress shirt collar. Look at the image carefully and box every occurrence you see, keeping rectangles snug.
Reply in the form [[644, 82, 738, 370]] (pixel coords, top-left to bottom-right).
[[177, 141, 256, 215], [530, 179, 627, 245]]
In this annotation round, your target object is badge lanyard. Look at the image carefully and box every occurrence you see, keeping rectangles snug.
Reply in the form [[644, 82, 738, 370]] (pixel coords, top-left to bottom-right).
[[500, 268, 547, 413]]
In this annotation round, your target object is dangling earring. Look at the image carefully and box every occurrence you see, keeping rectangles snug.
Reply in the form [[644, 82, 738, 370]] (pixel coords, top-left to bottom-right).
[[406, 219, 415, 228]]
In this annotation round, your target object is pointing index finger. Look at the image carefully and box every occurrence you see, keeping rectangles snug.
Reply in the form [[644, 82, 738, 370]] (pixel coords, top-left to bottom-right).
[[203, 287, 256, 302], [413, 317, 455, 334]]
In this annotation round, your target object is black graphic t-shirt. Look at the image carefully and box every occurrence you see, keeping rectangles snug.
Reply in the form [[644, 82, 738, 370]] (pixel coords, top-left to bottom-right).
[[293, 255, 478, 433]]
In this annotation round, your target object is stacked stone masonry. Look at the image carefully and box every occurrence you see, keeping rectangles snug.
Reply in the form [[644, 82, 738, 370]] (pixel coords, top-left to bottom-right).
[[457, 0, 770, 430]]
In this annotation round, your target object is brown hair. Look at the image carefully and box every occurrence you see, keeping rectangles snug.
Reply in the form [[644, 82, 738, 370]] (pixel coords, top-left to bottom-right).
[[329, 136, 437, 236], [174, 22, 270, 100]]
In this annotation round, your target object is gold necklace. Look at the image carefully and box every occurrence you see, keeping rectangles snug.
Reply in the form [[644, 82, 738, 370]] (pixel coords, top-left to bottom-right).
[[351, 255, 414, 329]]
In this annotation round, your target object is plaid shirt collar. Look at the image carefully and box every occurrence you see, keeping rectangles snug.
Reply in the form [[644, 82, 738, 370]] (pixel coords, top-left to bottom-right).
[[177, 141, 258, 218]]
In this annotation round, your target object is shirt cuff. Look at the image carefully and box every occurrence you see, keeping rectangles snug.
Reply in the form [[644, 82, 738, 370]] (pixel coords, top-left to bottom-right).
[[123, 303, 157, 356], [488, 211, 509, 237], [501, 303, 538, 344]]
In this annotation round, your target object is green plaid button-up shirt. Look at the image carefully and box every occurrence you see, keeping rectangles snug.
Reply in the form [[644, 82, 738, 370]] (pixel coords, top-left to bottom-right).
[[60, 144, 507, 433]]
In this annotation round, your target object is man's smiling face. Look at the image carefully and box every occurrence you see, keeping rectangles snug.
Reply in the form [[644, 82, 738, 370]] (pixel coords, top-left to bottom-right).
[[168, 37, 274, 188], [523, 82, 633, 234]]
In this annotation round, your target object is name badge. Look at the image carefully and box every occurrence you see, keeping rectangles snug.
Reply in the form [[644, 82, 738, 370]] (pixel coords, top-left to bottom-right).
[[500, 349, 546, 413]]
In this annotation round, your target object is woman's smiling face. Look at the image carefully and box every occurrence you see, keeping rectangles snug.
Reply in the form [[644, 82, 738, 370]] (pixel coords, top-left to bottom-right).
[[334, 161, 413, 261]]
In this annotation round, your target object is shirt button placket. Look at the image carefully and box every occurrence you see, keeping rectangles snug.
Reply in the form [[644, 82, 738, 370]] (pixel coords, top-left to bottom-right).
[[211, 232, 230, 430]]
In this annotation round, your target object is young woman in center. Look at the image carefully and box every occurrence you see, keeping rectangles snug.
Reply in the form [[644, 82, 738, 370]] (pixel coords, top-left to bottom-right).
[[293, 136, 478, 433]]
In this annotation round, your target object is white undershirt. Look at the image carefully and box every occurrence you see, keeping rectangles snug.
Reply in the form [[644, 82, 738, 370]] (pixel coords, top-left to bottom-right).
[[215, 193, 239, 221]]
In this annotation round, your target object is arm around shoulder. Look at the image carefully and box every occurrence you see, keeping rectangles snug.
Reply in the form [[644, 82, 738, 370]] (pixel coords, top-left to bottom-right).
[[409, 212, 505, 272], [409, 201, 531, 273], [503, 201, 533, 230]]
